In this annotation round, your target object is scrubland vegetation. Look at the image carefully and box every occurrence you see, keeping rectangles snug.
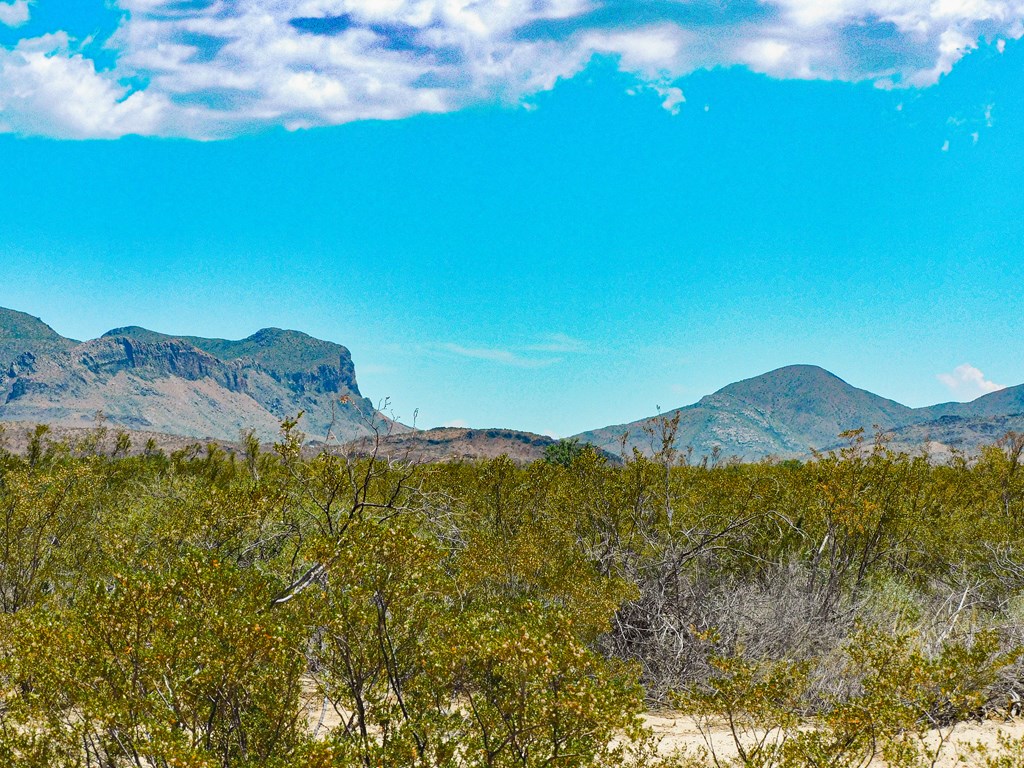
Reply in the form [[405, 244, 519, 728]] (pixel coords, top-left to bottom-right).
[[4, 418, 1024, 767]]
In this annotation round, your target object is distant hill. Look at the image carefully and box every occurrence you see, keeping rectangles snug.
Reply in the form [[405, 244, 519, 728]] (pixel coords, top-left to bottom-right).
[[337, 427, 625, 465], [916, 383, 1024, 421], [576, 365, 1024, 462], [0, 307, 390, 442], [340, 427, 558, 464], [0, 420, 246, 457]]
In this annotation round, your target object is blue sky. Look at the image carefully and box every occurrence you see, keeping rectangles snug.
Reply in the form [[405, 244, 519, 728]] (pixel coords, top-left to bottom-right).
[[1, 1, 1023, 436]]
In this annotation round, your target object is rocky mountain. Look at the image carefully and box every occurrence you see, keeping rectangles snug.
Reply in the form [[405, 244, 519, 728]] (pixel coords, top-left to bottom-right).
[[576, 365, 1024, 462], [0, 307, 389, 442]]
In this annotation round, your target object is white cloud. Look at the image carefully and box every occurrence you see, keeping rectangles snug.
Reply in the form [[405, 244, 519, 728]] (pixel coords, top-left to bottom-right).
[[443, 419, 470, 428], [655, 85, 685, 115], [0, 1, 28, 28], [3, 0, 1024, 137], [627, 81, 684, 114], [581, 25, 691, 78], [904, 27, 978, 87], [941, 138, 950, 150], [937, 363, 1006, 399], [0, 34, 169, 138]]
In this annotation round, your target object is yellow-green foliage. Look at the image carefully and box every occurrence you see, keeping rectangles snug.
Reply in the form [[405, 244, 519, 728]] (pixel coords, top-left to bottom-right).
[[676, 626, 1017, 768], [2, 425, 1024, 766]]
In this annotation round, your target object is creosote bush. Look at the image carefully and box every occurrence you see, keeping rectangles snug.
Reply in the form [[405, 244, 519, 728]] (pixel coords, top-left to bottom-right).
[[2, 421, 1024, 765]]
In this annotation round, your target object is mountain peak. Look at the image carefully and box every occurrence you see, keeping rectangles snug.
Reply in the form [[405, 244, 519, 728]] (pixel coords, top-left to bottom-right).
[[709, 365, 853, 406], [705, 364, 912, 440], [717, 364, 840, 389], [102, 326, 167, 342], [217, 328, 349, 373], [0, 307, 73, 344], [246, 327, 304, 343]]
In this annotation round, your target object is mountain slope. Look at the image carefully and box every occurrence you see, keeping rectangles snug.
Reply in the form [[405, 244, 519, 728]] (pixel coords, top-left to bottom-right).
[[869, 413, 1024, 461], [340, 427, 559, 464], [577, 365, 920, 461], [0, 309, 388, 442], [0, 308, 77, 372], [916, 384, 1024, 421]]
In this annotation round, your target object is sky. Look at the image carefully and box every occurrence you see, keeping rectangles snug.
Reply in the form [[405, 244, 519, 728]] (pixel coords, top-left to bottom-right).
[[1, 1, 1023, 436]]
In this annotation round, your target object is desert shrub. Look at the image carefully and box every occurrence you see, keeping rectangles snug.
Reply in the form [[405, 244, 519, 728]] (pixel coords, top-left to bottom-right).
[[674, 624, 1016, 768], [3, 424, 1024, 765]]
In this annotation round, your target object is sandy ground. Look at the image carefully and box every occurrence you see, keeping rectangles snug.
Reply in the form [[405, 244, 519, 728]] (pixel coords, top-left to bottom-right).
[[643, 710, 1024, 766], [300, 683, 1024, 767]]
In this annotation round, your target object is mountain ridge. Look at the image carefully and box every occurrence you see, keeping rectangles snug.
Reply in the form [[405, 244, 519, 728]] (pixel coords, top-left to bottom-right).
[[0, 308, 388, 443]]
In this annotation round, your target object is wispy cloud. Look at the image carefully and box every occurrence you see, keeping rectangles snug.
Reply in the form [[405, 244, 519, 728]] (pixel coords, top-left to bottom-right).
[[525, 333, 588, 354], [944, 101, 997, 150], [0, 0, 1022, 137], [937, 364, 1006, 400], [433, 333, 587, 368], [437, 343, 560, 369]]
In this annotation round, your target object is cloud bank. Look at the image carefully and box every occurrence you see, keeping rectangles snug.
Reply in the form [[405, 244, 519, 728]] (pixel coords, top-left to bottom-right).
[[3, 0, 1024, 138], [937, 363, 1006, 400]]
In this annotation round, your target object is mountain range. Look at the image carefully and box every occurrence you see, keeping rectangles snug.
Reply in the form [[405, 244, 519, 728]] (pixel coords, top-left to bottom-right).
[[0, 307, 389, 443], [2, 306, 1023, 461]]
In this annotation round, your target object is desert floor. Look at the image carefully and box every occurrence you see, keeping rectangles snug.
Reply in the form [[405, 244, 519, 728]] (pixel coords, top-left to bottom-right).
[[644, 710, 1024, 766], [302, 680, 1024, 766]]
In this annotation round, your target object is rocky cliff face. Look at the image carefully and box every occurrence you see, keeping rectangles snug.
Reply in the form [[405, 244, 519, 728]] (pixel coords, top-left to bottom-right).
[[79, 337, 248, 389], [0, 308, 391, 442]]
